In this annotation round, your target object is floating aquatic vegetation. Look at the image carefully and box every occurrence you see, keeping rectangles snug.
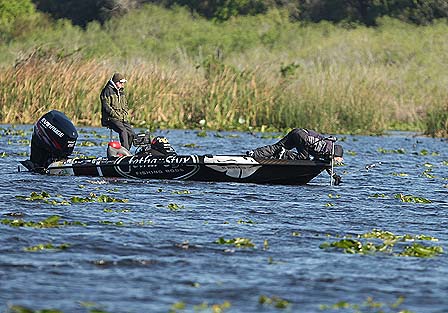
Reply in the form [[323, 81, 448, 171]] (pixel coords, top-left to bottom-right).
[[17, 139, 31, 146], [370, 193, 432, 202], [392, 172, 408, 177], [292, 231, 301, 236], [259, 295, 290, 309], [171, 190, 191, 194], [70, 196, 94, 203], [213, 132, 240, 138], [24, 243, 70, 252], [398, 243, 443, 257], [422, 168, 436, 178], [237, 219, 255, 224], [197, 130, 207, 137], [17, 191, 129, 205], [193, 301, 231, 312], [377, 147, 406, 154], [134, 220, 154, 226], [169, 301, 186, 313], [88, 130, 109, 139], [328, 194, 340, 198], [16, 191, 47, 200], [325, 203, 334, 207], [319, 296, 414, 313], [6, 304, 63, 313], [99, 220, 124, 226], [77, 140, 99, 147], [360, 229, 438, 242], [95, 194, 128, 203], [320, 229, 442, 258], [79, 301, 111, 313], [320, 239, 386, 255], [417, 149, 440, 156], [183, 143, 199, 148], [263, 239, 269, 250], [346, 150, 357, 156], [1, 151, 28, 157], [260, 133, 284, 139], [442, 160, 448, 166], [215, 237, 255, 248], [395, 193, 431, 203], [16, 191, 70, 205], [167, 203, 185, 211], [1, 215, 86, 228], [0, 127, 29, 137]]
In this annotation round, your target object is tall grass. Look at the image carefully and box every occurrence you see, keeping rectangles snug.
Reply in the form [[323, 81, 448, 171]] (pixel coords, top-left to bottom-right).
[[1, 5, 447, 135]]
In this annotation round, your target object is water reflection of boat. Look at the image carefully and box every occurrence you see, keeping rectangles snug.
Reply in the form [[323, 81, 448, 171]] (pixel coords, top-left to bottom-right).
[[19, 110, 330, 185], [22, 154, 330, 185]]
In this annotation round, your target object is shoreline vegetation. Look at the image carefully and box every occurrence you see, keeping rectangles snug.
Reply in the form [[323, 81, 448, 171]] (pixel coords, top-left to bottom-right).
[[1, 5, 447, 136]]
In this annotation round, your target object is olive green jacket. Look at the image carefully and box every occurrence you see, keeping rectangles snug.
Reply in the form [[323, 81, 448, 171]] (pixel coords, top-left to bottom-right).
[[100, 80, 129, 126]]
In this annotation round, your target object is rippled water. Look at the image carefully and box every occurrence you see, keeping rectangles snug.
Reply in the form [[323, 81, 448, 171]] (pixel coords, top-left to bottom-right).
[[0, 125, 447, 313]]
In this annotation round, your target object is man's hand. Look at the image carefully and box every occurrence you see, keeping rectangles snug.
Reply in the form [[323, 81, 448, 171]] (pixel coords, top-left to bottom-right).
[[333, 156, 344, 164]]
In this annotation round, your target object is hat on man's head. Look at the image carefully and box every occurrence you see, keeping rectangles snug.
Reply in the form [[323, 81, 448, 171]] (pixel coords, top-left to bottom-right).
[[334, 144, 343, 157], [112, 72, 127, 83]]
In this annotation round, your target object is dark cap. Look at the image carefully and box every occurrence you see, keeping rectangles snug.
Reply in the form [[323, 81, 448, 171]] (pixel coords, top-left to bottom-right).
[[334, 144, 343, 157], [112, 73, 127, 83]]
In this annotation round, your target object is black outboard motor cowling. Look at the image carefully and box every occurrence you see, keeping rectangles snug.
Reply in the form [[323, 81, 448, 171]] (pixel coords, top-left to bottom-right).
[[30, 110, 78, 168]]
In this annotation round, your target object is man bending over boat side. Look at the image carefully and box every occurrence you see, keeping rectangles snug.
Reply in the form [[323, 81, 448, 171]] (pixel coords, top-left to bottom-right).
[[100, 72, 135, 150], [247, 128, 344, 184], [247, 128, 343, 163]]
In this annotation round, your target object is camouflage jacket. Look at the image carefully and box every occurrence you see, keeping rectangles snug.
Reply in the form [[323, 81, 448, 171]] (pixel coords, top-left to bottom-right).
[[100, 80, 129, 126]]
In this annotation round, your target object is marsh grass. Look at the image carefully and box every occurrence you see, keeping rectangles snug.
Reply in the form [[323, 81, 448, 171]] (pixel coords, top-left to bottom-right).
[[1, 5, 447, 135]]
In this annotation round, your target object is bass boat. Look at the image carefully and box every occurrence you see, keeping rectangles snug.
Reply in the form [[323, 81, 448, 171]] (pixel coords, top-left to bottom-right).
[[20, 110, 331, 185]]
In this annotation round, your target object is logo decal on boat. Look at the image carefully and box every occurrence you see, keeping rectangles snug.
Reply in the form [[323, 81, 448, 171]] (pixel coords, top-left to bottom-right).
[[204, 156, 261, 179]]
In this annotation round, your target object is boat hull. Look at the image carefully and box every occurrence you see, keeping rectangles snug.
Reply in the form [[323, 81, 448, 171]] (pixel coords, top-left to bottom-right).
[[23, 154, 331, 185]]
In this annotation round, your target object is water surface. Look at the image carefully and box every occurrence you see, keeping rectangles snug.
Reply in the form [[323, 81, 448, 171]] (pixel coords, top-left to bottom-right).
[[0, 126, 447, 313]]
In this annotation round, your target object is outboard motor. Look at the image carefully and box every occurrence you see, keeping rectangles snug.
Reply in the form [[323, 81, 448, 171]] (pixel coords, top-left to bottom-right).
[[29, 110, 78, 168]]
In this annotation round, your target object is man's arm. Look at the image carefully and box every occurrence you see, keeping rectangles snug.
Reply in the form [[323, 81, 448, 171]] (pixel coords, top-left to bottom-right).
[[101, 95, 119, 119]]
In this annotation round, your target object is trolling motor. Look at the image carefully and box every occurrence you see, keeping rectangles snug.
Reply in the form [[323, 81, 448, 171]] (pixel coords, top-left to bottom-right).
[[23, 110, 78, 171], [326, 136, 343, 186]]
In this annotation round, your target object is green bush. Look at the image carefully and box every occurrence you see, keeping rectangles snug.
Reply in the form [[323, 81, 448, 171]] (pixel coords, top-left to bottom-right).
[[0, 0, 42, 41]]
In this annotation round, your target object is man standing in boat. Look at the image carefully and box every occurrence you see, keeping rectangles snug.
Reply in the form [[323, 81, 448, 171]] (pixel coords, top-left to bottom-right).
[[247, 128, 344, 163], [100, 72, 135, 150]]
